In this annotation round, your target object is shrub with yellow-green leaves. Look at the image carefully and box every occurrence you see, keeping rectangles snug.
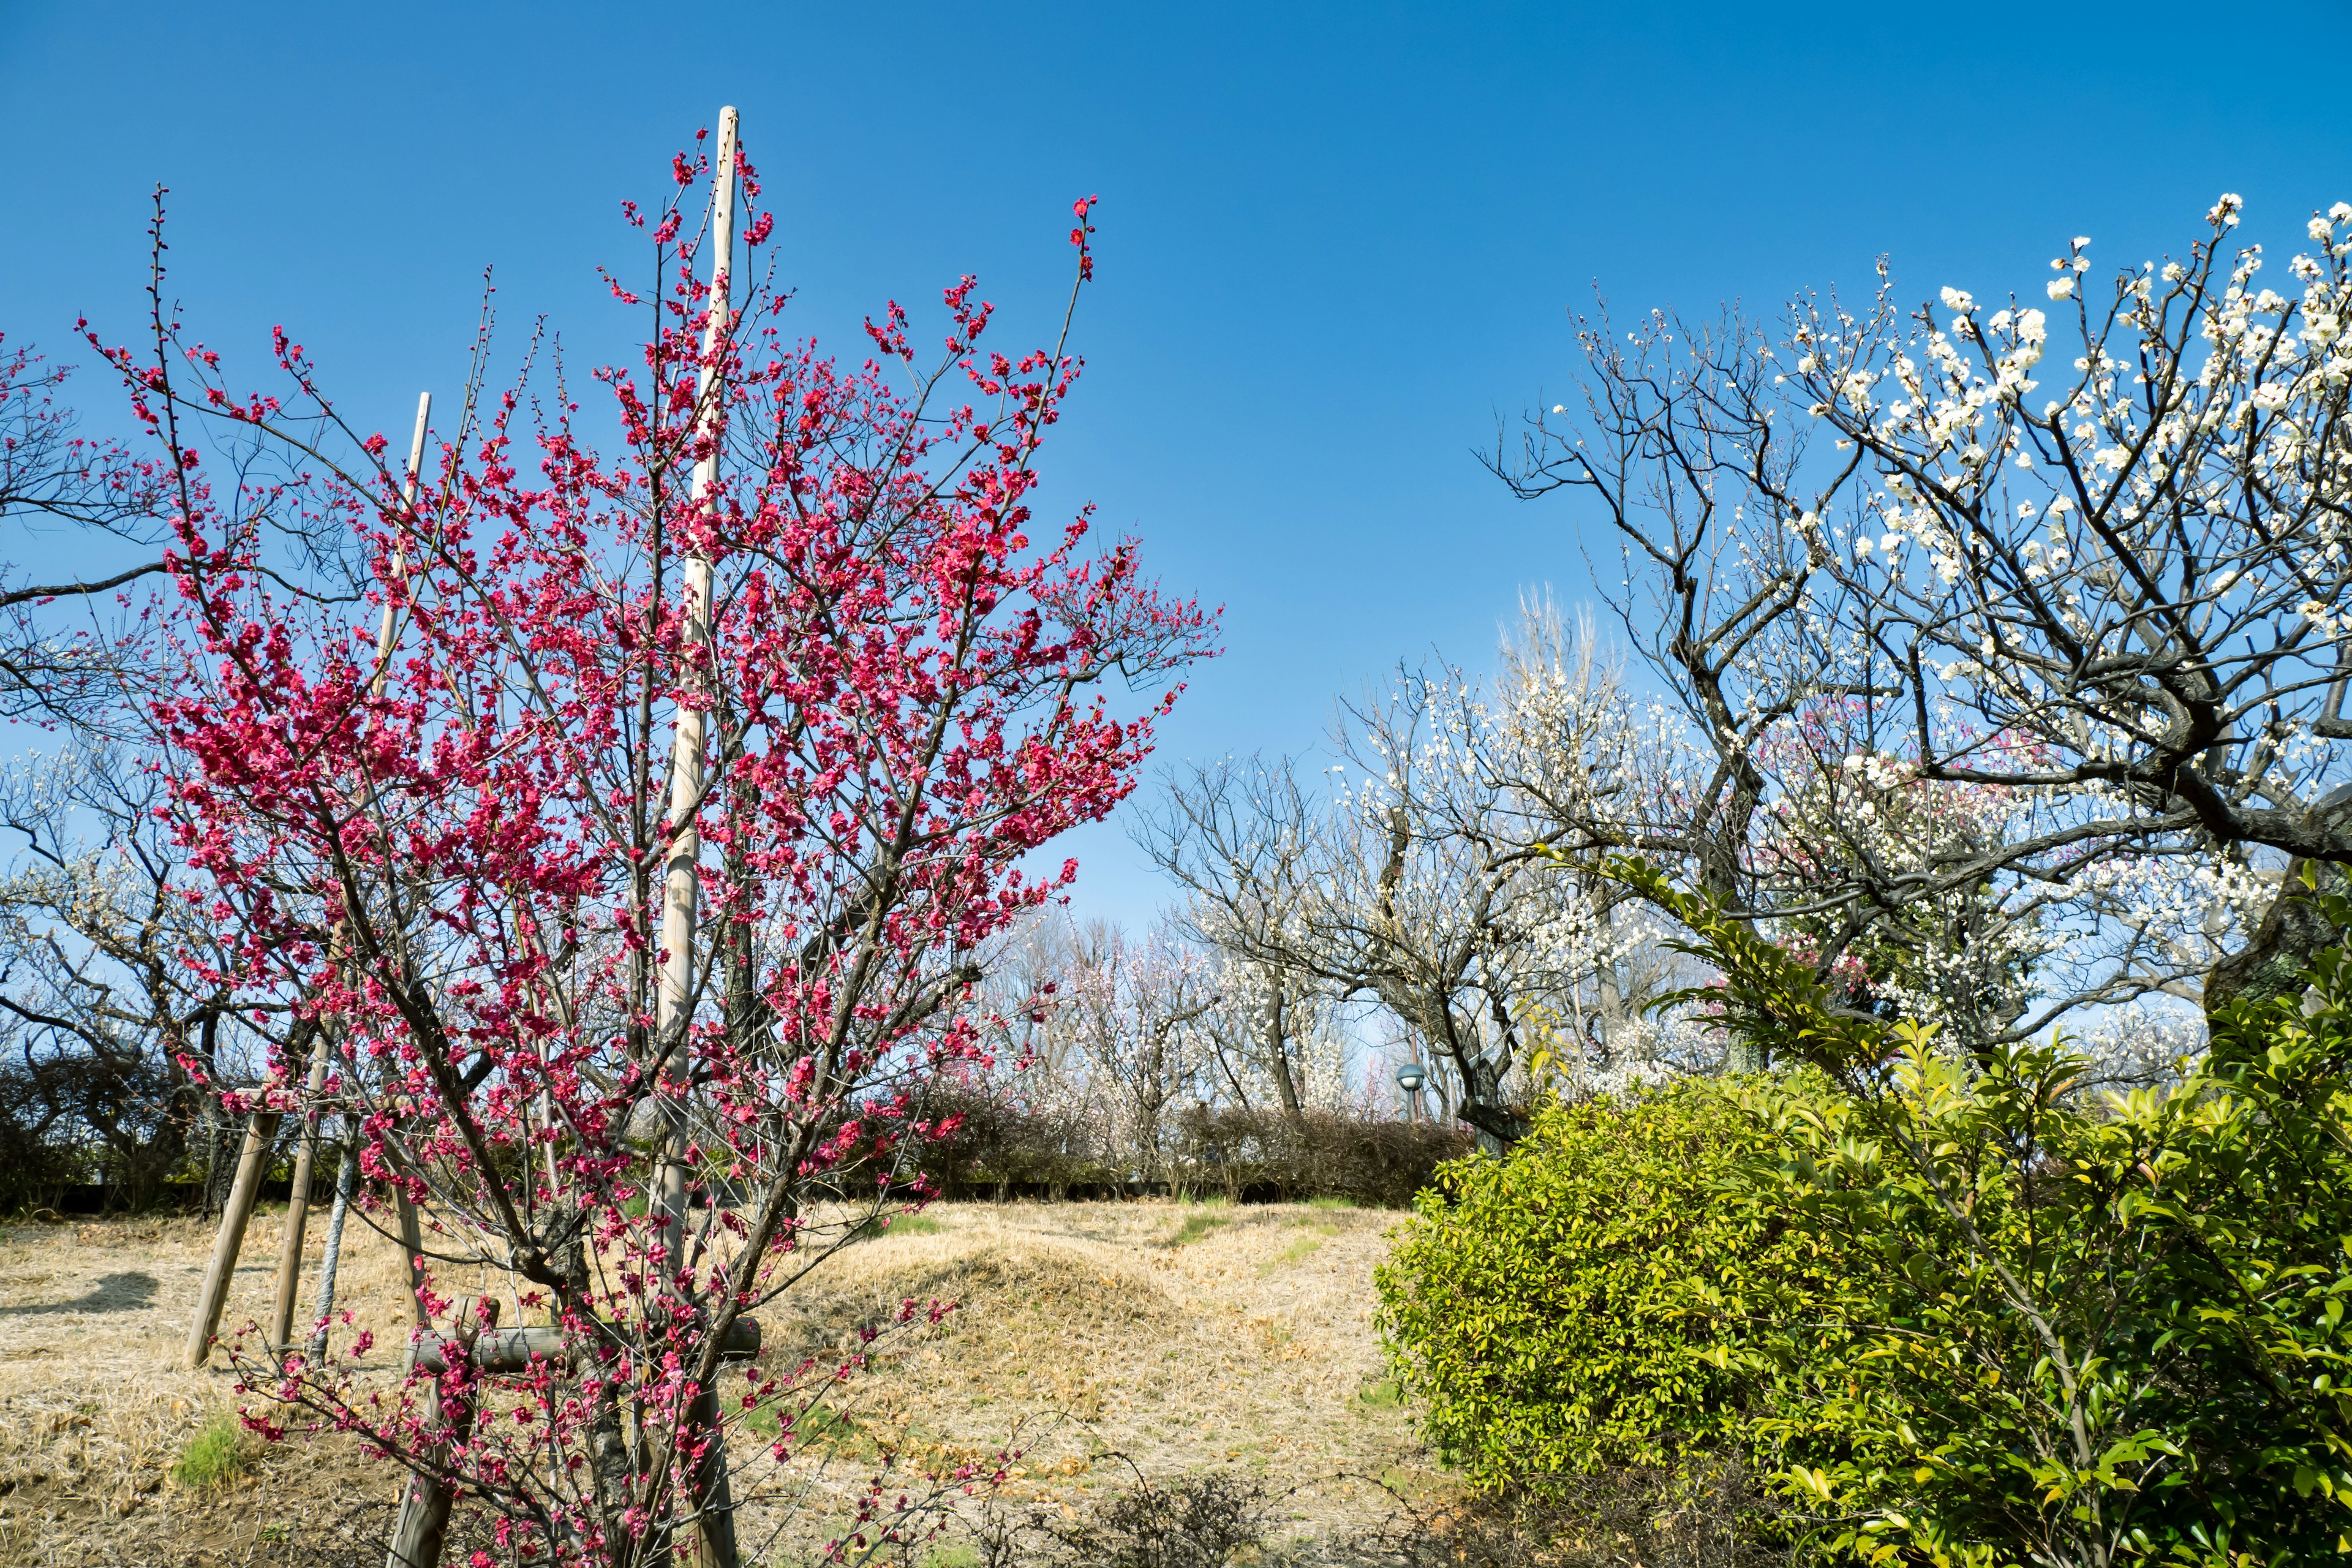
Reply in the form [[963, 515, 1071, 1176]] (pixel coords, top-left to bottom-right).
[[1375, 1077, 1847, 1491], [1382, 856, 2352, 1567]]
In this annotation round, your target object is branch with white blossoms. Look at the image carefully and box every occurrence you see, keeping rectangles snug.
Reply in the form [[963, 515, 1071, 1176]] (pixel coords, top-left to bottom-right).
[[1793, 194, 2352, 873]]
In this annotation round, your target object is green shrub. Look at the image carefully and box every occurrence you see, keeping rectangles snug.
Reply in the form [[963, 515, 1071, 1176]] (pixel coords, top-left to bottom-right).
[[1376, 1077, 1842, 1490], [172, 1412, 250, 1490], [1618, 856, 2352, 1567], [1178, 1105, 1470, 1206]]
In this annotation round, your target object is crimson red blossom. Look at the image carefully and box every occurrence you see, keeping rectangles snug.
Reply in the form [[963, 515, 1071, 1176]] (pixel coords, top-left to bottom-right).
[[105, 145, 1210, 1566]]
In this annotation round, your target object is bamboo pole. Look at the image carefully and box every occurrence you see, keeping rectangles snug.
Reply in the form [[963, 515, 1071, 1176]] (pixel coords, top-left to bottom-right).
[[181, 1110, 285, 1369], [296, 392, 436, 1364], [652, 105, 737, 1237], [383, 393, 434, 1329], [652, 106, 741, 1568]]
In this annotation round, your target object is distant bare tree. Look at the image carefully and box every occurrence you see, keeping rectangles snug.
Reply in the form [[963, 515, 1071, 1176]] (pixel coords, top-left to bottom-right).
[[1140, 628, 1637, 1148], [0, 337, 169, 722], [1056, 918, 1219, 1182]]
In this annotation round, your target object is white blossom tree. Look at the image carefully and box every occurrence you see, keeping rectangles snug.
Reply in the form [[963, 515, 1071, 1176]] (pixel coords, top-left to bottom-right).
[[1497, 194, 2352, 1047], [1140, 620, 1648, 1147]]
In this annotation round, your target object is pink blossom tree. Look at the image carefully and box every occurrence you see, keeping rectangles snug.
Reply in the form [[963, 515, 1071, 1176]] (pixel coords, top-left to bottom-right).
[[102, 123, 1210, 1567]]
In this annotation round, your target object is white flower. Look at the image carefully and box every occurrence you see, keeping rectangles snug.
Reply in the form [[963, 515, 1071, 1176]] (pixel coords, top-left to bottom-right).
[[2048, 277, 2076, 301], [1940, 286, 1975, 312], [1796, 354, 1817, 372], [2073, 235, 2092, 250], [1880, 533, 1904, 554], [2162, 262, 2186, 282], [2331, 202, 2352, 225]]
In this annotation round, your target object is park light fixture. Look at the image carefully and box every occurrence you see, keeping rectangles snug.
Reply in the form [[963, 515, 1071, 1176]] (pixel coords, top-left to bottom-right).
[[1395, 1061, 1426, 1095]]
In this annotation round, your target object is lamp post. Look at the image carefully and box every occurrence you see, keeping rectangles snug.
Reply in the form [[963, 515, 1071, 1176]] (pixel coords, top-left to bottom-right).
[[1395, 1060, 1427, 1124]]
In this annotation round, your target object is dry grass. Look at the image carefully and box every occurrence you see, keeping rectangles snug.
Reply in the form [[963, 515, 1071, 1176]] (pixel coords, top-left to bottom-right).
[[0, 1207, 418, 1565], [0, 1201, 1444, 1564]]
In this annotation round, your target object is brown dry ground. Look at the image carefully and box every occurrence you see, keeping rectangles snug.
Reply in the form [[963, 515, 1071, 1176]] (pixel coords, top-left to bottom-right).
[[0, 1200, 1446, 1566]]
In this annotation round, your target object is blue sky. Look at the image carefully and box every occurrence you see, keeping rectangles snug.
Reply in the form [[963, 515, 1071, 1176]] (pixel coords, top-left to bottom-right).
[[4, 0, 2349, 925]]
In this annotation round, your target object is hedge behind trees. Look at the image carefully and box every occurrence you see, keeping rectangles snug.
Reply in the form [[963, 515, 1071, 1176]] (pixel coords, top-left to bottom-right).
[[913, 1088, 1469, 1206], [0, 1048, 198, 1214]]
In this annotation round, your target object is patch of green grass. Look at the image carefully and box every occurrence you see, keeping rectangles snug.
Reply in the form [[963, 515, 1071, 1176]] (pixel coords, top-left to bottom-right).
[[745, 1398, 860, 1452], [920, 1547, 982, 1568], [172, 1413, 251, 1490], [1167, 1212, 1231, 1248], [1258, 1235, 1322, 1275], [1303, 1195, 1355, 1210], [846, 1210, 943, 1243], [1358, 1377, 1406, 1410]]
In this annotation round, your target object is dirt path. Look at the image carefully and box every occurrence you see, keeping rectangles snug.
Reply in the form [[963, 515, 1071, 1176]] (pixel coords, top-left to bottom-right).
[[0, 1201, 1442, 1565]]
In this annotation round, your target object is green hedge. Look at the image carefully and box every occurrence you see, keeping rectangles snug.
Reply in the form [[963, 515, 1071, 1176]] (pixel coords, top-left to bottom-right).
[[1385, 856, 2352, 1565], [1376, 1078, 1844, 1489]]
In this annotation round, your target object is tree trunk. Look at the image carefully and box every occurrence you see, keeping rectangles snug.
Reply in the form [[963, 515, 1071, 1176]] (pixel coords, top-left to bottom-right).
[[1454, 1054, 1527, 1157], [395, 1180, 430, 1329], [384, 1298, 496, 1568], [2207, 790, 2352, 1021], [674, 1381, 740, 1568], [1263, 981, 1303, 1122], [556, 1208, 635, 1559]]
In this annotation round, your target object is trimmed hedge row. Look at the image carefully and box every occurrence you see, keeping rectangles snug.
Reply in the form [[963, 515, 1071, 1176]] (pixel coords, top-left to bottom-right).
[[912, 1091, 1471, 1207]]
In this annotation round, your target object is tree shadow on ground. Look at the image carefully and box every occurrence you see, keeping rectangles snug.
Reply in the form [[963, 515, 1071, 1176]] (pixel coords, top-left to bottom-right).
[[0, 1271, 158, 1316]]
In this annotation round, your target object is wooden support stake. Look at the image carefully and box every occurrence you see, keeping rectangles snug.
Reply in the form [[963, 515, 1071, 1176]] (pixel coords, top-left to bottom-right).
[[182, 1110, 285, 1369], [306, 1133, 359, 1365], [410, 1317, 761, 1376], [269, 1023, 334, 1352]]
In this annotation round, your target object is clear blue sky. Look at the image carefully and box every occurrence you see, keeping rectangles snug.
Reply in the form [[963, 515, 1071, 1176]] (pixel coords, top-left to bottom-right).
[[4, 1, 2348, 925]]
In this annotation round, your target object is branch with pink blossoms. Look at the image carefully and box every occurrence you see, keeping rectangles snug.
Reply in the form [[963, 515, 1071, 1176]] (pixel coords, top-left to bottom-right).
[[101, 130, 1211, 1568]]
